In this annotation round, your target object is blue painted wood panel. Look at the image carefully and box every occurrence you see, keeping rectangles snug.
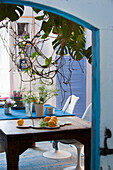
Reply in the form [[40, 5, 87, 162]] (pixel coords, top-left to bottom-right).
[[56, 56, 86, 118]]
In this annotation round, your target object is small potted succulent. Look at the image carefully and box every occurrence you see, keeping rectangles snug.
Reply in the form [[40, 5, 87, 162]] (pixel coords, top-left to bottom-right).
[[4, 99, 16, 115]]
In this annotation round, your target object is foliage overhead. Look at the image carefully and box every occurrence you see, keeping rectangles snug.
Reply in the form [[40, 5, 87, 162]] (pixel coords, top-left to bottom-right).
[[0, 4, 24, 22], [33, 8, 92, 64], [0, 6, 92, 106]]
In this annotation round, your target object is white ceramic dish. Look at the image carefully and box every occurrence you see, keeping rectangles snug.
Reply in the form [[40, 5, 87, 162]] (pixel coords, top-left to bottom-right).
[[16, 125, 60, 129], [16, 121, 72, 129]]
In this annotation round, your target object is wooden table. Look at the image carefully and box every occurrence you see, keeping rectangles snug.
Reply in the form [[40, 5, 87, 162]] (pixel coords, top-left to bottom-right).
[[0, 116, 91, 170]]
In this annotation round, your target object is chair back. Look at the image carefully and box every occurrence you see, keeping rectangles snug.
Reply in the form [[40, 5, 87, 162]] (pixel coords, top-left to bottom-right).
[[62, 95, 79, 114], [82, 103, 92, 122]]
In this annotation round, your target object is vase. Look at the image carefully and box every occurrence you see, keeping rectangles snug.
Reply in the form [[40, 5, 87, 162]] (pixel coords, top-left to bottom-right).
[[4, 106, 11, 115], [32, 103, 35, 112], [35, 103, 44, 117], [25, 102, 33, 117]]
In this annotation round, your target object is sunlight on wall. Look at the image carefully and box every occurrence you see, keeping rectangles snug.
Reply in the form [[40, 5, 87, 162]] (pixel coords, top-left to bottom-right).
[[0, 25, 10, 97]]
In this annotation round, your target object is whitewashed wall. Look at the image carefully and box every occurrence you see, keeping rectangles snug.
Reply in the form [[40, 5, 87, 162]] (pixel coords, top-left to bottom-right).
[[22, 0, 113, 169], [86, 29, 92, 108], [0, 23, 10, 97]]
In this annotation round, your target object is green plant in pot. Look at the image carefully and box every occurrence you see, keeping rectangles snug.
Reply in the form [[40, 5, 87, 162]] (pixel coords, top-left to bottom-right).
[[33, 82, 59, 117]]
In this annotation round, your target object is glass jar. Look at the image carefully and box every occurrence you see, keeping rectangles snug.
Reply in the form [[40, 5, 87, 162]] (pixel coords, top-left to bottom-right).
[[4, 105, 11, 115], [25, 102, 33, 117]]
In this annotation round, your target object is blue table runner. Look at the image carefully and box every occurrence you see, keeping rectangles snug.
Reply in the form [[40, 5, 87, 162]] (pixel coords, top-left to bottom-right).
[[0, 104, 75, 120]]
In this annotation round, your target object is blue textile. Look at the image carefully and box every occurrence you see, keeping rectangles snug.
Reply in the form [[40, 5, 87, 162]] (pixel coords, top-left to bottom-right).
[[0, 104, 75, 120]]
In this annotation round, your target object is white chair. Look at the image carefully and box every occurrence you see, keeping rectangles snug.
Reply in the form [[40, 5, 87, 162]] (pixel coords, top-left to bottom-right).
[[61, 103, 92, 170], [62, 95, 80, 114], [43, 95, 79, 159]]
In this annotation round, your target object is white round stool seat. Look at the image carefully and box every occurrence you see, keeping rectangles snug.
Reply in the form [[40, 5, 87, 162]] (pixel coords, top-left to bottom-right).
[[43, 149, 71, 159]]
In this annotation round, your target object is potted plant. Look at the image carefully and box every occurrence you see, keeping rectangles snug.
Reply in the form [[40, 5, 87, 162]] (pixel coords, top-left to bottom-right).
[[4, 99, 16, 115], [33, 82, 59, 117]]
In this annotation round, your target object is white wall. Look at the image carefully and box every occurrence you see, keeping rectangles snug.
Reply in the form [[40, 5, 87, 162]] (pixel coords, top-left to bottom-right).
[[21, 0, 113, 168], [0, 23, 10, 97], [86, 29, 92, 108]]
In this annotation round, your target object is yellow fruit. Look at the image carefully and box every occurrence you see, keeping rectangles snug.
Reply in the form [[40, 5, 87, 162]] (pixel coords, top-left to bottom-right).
[[48, 120, 56, 127], [51, 116, 58, 122], [50, 118, 57, 125], [51, 116, 58, 124], [44, 116, 51, 122], [17, 119, 24, 126]]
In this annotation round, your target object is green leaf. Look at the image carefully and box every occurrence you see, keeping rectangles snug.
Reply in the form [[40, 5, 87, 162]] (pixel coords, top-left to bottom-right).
[[0, 4, 24, 22], [21, 51, 24, 54], [31, 70, 36, 75], [31, 51, 43, 59], [39, 119, 48, 127], [33, 8, 42, 14], [45, 57, 52, 66], [24, 69, 28, 73], [41, 33, 49, 39], [34, 34, 40, 38], [40, 70, 43, 74], [16, 6, 24, 16], [84, 46, 92, 64], [31, 52, 37, 59], [35, 15, 44, 20], [20, 42, 24, 47], [54, 60, 58, 64], [76, 53, 83, 61], [36, 51, 43, 56], [24, 35, 29, 40], [24, 68, 30, 73], [40, 96, 44, 103]]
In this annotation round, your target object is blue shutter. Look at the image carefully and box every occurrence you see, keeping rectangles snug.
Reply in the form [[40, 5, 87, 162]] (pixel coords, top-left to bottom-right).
[[56, 57, 86, 118]]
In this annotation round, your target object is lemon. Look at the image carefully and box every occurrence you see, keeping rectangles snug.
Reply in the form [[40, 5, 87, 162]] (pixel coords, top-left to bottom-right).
[[51, 116, 58, 123], [48, 120, 56, 127], [44, 116, 51, 122], [17, 119, 24, 126], [50, 118, 57, 125]]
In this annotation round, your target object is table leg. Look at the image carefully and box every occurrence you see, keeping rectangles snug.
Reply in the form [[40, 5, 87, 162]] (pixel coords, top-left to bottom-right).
[[5, 139, 34, 170], [30, 142, 36, 148], [6, 152, 19, 170], [5, 140, 19, 170], [84, 142, 91, 170]]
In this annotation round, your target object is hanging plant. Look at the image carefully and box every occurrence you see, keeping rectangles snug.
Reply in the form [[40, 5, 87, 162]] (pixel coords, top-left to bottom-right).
[[33, 8, 92, 63], [0, 7, 92, 106]]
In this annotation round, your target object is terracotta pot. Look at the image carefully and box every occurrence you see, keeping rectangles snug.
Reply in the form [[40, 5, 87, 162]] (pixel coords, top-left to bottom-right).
[[35, 103, 44, 117]]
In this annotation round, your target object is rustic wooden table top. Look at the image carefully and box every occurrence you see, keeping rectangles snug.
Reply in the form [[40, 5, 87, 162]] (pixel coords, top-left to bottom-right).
[[0, 116, 91, 136]]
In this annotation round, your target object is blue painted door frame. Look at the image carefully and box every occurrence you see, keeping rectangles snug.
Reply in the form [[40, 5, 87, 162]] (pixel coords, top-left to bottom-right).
[[0, 1, 100, 169]]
